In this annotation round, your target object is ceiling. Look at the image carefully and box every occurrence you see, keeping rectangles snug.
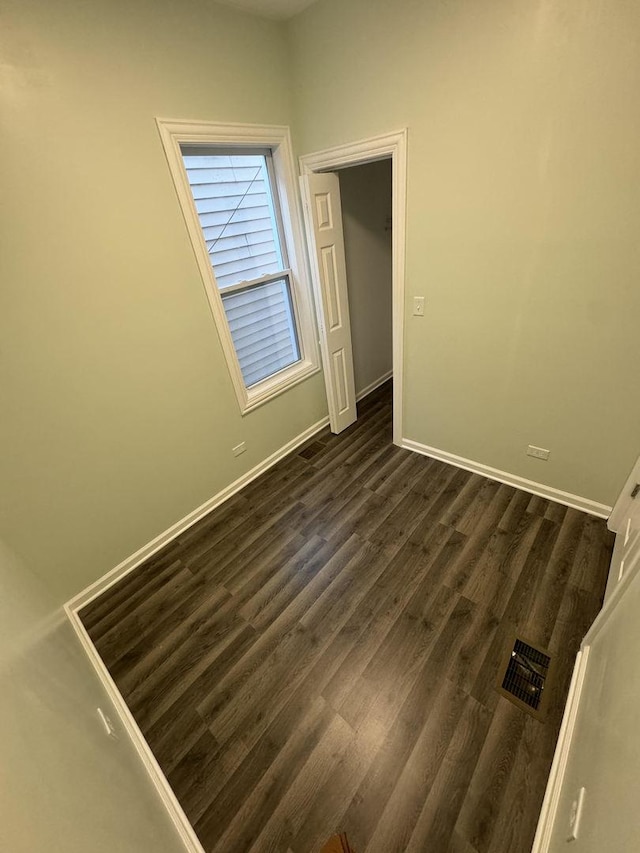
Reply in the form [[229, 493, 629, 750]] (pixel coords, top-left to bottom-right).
[[213, 0, 319, 20]]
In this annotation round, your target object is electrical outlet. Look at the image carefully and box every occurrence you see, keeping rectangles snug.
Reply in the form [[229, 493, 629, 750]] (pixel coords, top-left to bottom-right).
[[527, 445, 550, 461], [566, 787, 586, 842], [233, 442, 247, 457], [413, 296, 425, 317]]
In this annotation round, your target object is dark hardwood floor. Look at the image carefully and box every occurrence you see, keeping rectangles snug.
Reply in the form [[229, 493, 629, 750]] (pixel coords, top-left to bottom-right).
[[81, 382, 613, 853]]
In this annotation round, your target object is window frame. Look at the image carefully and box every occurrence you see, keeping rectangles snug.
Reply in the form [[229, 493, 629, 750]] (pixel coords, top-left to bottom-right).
[[156, 119, 320, 414]]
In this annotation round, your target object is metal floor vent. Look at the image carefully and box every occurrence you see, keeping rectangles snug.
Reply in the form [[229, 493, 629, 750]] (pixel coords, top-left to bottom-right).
[[498, 638, 551, 717]]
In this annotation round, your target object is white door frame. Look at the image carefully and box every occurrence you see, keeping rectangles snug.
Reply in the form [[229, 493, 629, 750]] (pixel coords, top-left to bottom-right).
[[299, 129, 408, 445]]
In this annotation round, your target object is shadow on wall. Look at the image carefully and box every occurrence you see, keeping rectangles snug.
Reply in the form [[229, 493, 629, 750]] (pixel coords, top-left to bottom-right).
[[0, 541, 184, 853]]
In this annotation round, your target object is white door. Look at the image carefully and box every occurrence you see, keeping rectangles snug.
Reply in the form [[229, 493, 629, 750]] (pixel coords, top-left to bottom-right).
[[300, 172, 357, 434], [606, 454, 640, 600], [541, 561, 640, 852]]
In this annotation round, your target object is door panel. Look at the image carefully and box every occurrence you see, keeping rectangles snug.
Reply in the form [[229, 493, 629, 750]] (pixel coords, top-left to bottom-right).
[[301, 172, 357, 434], [605, 455, 640, 600]]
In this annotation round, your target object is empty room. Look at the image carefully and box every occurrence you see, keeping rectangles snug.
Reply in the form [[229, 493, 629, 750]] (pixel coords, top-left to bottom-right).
[[2, 0, 640, 852]]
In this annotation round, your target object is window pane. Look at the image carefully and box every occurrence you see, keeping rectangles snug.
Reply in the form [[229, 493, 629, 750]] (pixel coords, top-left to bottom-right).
[[221, 277, 300, 387], [181, 151, 285, 289]]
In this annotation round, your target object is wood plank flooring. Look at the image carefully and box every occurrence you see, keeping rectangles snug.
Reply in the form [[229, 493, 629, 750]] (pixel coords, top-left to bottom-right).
[[81, 383, 614, 853]]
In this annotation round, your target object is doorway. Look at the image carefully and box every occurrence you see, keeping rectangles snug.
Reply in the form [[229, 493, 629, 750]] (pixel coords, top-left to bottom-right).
[[299, 130, 407, 444], [337, 159, 393, 405]]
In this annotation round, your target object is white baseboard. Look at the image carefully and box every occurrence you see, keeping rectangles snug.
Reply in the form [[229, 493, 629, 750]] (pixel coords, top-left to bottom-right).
[[67, 414, 330, 614], [64, 414, 330, 853], [356, 369, 393, 403], [65, 605, 206, 852], [531, 646, 591, 853], [401, 438, 611, 519]]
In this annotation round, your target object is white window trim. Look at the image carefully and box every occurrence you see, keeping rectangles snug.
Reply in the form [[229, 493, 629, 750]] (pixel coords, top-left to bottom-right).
[[156, 119, 320, 414]]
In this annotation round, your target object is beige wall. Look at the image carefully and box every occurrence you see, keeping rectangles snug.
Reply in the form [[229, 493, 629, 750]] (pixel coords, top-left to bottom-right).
[[338, 160, 393, 397], [0, 0, 327, 603], [289, 0, 640, 507], [0, 540, 184, 852], [3, 0, 639, 606]]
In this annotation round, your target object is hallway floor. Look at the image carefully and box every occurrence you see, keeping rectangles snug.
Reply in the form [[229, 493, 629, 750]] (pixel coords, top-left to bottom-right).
[[81, 383, 613, 852]]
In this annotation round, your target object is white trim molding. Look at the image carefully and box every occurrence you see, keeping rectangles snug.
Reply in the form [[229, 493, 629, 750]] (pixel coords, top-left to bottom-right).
[[533, 537, 640, 850], [531, 647, 591, 853], [401, 438, 612, 518], [581, 532, 640, 650], [66, 607, 206, 853], [356, 369, 393, 403], [155, 119, 320, 415], [299, 129, 407, 446]]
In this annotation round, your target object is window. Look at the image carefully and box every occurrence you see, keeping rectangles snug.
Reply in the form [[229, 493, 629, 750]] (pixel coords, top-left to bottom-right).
[[157, 121, 319, 413]]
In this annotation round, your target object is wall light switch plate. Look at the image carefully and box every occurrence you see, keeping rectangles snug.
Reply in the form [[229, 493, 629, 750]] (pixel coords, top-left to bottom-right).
[[566, 787, 586, 842], [413, 297, 425, 317], [233, 442, 247, 457]]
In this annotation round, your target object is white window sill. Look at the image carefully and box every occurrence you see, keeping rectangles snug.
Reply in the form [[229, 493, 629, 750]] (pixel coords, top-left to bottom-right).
[[241, 358, 321, 415]]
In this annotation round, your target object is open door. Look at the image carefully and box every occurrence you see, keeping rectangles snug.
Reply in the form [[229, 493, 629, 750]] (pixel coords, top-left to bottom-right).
[[300, 172, 357, 434], [606, 454, 640, 598]]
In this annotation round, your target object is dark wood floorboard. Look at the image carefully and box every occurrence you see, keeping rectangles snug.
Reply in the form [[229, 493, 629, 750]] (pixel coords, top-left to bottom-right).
[[80, 382, 614, 853]]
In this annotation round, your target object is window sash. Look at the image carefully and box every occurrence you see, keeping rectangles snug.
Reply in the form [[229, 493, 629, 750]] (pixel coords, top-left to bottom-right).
[[220, 272, 300, 388], [180, 146, 302, 388], [156, 119, 320, 415], [180, 147, 290, 292]]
